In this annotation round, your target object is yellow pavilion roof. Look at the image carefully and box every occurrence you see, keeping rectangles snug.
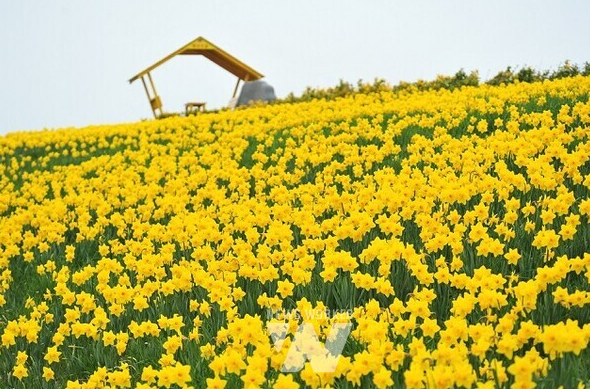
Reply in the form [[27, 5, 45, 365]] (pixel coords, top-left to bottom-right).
[[129, 36, 264, 83]]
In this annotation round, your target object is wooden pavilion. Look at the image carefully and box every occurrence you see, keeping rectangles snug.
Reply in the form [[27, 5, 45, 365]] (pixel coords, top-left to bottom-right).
[[129, 36, 264, 118]]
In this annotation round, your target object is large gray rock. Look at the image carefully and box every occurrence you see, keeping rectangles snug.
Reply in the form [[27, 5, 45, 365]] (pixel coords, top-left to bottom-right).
[[236, 80, 276, 107]]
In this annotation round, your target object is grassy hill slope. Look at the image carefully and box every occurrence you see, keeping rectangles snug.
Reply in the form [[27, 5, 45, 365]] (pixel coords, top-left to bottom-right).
[[1, 76, 590, 388]]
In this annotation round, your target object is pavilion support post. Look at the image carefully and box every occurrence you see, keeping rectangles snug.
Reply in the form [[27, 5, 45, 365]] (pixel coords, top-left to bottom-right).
[[147, 72, 158, 98], [140, 77, 158, 119], [232, 78, 241, 98], [139, 72, 163, 118]]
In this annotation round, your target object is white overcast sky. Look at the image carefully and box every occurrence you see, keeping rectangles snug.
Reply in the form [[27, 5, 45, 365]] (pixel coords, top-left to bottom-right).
[[1, 1, 589, 134]]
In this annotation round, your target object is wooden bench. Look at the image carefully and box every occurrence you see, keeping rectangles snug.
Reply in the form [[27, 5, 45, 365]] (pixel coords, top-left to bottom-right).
[[185, 102, 206, 115]]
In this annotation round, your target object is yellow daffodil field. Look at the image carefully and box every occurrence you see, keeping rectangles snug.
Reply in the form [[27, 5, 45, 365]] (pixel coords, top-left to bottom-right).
[[2, 75, 590, 389]]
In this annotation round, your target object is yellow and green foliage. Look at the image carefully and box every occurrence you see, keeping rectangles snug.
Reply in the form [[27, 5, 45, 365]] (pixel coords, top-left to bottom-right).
[[1, 75, 590, 388]]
